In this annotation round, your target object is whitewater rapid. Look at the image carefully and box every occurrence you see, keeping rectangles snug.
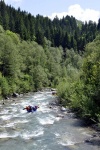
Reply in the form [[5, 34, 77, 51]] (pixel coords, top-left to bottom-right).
[[0, 91, 99, 150]]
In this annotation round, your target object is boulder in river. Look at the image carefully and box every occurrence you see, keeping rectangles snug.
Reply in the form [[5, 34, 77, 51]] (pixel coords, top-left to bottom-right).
[[57, 114, 64, 118], [12, 92, 19, 97]]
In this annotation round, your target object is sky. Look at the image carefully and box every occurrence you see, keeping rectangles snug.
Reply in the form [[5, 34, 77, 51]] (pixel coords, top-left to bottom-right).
[[3, 0, 100, 23]]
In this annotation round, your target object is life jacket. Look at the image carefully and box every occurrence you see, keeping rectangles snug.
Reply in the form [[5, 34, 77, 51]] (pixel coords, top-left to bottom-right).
[[26, 106, 38, 112], [32, 106, 37, 111], [26, 106, 32, 112]]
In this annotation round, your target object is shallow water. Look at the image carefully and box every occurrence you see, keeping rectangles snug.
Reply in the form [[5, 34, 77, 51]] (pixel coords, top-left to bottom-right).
[[0, 91, 99, 150]]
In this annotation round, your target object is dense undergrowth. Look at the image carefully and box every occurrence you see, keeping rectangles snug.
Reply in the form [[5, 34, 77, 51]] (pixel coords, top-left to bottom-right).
[[57, 36, 100, 123]]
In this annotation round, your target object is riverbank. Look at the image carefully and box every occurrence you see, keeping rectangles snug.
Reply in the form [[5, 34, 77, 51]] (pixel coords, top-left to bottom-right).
[[48, 96, 100, 146]]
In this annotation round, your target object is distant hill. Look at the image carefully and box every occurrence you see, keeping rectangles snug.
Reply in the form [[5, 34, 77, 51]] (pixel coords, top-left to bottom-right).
[[0, 0, 99, 52]]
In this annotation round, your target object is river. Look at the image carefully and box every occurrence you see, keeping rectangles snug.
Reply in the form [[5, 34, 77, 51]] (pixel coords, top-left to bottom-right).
[[0, 90, 99, 150]]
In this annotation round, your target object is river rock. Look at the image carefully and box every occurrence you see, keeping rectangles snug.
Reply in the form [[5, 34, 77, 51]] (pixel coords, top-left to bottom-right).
[[61, 106, 67, 111], [12, 92, 19, 97], [57, 114, 64, 118]]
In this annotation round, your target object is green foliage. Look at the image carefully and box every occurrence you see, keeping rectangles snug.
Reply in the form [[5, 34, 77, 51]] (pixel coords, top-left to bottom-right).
[[32, 65, 48, 90], [0, 73, 9, 96], [65, 49, 83, 69], [6, 30, 20, 44], [0, 35, 20, 78], [0, 25, 4, 33], [57, 78, 73, 102], [57, 51, 82, 105], [57, 36, 100, 122], [83, 36, 100, 103], [0, 29, 65, 95], [18, 74, 34, 93], [80, 36, 100, 120]]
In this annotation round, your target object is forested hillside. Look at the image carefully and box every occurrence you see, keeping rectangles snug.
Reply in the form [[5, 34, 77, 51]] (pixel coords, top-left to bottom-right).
[[0, 0, 100, 52], [0, 0, 100, 123]]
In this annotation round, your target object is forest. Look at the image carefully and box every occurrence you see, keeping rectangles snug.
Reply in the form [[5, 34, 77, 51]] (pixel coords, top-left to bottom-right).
[[0, 0, 100, 123]]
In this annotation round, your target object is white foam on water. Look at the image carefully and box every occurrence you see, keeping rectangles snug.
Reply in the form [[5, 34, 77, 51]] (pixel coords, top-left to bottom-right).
[[11, 108, 18, 113], [3, 122, 15, 127], [49, 114, 56, 119], [2, 119, 29, 128], [21, 128, 44, 140], [0, 109, 9, 115], [57, 132, 80, 146], [11, 103, 19, 106], [36, 97, 48, 101], [2, 107, 18, 114], [37, 116, 55, 125], [37, 102, 53, 114], [33, 93, 51, 101], [54, 133, 60, 137], [58, 140, 75, 146], [41, 101, 49, 106], [21, 101, 30, 104], [82, 131, 92, 137], [33, 94, 44, 99], [38, 106, 51, 113], [1, 115, 13, 120], [0, 132, 18, 139], [37, 114, 57, 125], [19, 100, 33, 108], [15, 119, 28, 123], [19, 109, 28, 114], [55, 117, 61, 121]]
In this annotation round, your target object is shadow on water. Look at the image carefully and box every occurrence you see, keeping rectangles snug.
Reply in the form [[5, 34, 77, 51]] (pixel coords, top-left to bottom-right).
[[85, 134, 100, 147], [67, 114, 100, 147], [65, 111, 90, 128], [71, 118, 87, 127], [88, 139, 100, 146], [66, 110, 99, 129]]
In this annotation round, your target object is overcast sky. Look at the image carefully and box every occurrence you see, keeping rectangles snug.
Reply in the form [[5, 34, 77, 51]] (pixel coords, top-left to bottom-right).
[[3, 0, 100, 23]]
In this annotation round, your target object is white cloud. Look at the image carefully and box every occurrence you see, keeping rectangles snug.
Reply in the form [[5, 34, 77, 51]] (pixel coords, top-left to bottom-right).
[[49, 4, 100, 23]]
